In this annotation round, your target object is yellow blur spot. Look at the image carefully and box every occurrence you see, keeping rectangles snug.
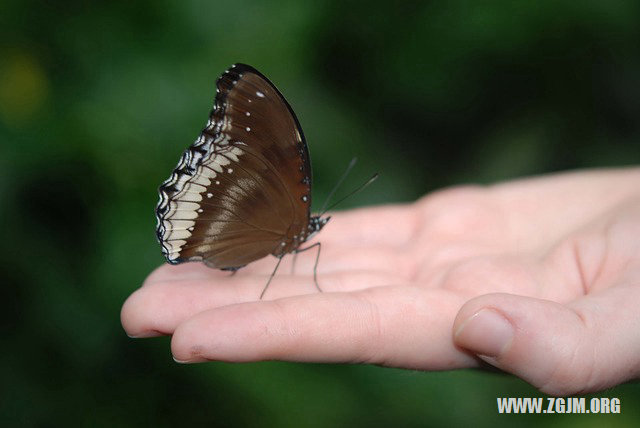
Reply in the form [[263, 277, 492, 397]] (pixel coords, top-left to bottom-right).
[[0, 52, 50, 127]]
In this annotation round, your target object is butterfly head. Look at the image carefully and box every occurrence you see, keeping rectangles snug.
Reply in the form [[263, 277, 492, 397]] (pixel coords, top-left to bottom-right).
[[305, 215, 330, 242]]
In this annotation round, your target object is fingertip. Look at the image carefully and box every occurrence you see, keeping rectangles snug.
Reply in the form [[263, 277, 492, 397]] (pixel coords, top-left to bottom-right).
[[171, 299, 286, 364], [120, 289, 144, 337], [171, 335, 209, 364], [120, 285, 170, 338], [170, 317, 200, 362]]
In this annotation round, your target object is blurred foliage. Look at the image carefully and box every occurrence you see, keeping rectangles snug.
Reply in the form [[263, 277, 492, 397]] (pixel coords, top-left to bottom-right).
[[1, 0, 639, 426]]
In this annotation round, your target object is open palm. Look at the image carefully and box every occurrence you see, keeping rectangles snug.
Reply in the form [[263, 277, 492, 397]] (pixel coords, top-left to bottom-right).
[[122, 168, 640, 395]]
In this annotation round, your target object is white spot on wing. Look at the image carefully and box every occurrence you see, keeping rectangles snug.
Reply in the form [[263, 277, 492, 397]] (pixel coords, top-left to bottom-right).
[[178, 209, 198, 220], [169, 229, 192, 240], [178, 191, 202, 202], [256, 91, 265, 98], [230, 146, 243, 157], [193, 175, 211, 188], [174, 201, 200, 211], [209, 161, 223, 173], [212, 154, 230, 167]]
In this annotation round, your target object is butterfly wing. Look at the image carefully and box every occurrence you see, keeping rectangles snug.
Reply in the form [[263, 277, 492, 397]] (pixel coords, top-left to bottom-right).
[[156, 64, 312, 269]]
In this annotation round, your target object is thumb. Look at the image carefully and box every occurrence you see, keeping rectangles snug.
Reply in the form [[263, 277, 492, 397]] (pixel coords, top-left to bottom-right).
[[452, 289, 640, 395]]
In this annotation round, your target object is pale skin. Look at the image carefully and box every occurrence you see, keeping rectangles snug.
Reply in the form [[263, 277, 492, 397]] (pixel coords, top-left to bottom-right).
[[121, 167, 640, 396]]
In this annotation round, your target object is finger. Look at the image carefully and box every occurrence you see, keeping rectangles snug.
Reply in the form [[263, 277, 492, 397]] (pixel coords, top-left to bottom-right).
[[121, 269, 401, 338], [170, 286, 476, 369], [453, 287, 640, 395]]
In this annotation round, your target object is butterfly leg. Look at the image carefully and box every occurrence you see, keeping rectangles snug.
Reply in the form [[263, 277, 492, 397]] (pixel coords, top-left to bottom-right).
[[260, 256, 284, 300], [294, 242, 323, 293]]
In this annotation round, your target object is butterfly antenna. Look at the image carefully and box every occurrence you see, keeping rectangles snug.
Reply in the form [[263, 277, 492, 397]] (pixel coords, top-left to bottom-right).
[[319, 172, 378, 216], [319, 157, 358, 214]]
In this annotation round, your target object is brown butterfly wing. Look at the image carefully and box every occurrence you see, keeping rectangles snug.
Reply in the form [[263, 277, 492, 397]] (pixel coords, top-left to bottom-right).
[[156, 64, 312, 269]]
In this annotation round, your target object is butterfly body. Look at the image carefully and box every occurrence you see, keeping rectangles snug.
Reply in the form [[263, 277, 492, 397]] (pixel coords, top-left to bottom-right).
[[156, 64, 329, 272]]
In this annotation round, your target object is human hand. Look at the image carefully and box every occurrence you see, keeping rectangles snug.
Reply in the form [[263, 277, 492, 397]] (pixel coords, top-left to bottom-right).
[[121, 167, 640, 395]]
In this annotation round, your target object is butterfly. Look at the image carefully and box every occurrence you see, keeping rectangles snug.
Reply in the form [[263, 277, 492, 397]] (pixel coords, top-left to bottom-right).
[[155, 63, 329, 298]]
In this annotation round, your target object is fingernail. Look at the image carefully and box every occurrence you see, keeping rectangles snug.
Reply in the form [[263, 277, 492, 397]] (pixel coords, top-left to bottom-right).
[[173, 356, 193, 364], [454, 308, 514, 358]]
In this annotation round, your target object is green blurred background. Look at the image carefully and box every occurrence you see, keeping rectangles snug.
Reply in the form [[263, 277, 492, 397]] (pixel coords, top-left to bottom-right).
[[2, 0, 639, 426]]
